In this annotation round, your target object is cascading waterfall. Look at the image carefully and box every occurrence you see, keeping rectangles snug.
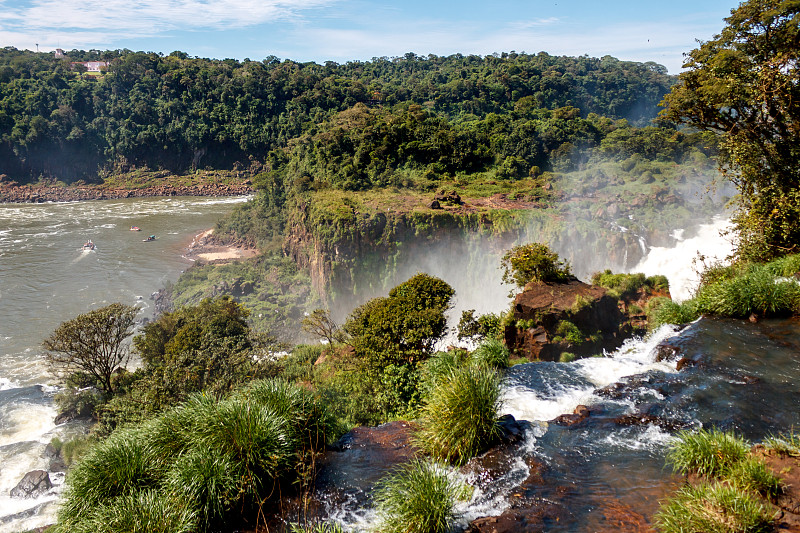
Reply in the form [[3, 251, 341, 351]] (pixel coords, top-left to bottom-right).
[[631, 216, 734, 301]]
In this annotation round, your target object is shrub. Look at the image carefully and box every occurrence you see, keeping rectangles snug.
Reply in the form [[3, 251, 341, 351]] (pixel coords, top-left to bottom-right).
[[654, 483, 775, 533], [374, 460, 461, 533], [279, 344, 325, 382], [648, 297, 702, 328], [58, 427, 164, 525], [501, 243, 573, 287], [559, 352, 576, 363], [554, 320, 584, 345], [414, 365, 501, 465], [470, 338, 509, 369], [666, 428, 750, 478]]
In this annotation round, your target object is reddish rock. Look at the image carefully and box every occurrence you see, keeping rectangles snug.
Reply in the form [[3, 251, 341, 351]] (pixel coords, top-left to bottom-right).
[[504, 279, 632, 361]]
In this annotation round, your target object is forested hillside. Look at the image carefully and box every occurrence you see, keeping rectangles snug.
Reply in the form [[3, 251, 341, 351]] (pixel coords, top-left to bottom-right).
[[0, 48, 674, 183]]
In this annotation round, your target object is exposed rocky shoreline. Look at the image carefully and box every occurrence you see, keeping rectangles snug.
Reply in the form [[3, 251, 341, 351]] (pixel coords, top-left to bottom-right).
[[0, 182, 253, 203]]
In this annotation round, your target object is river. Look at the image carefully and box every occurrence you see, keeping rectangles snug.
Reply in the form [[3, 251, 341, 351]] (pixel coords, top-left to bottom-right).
[[0, 196, 247, 532], [2, 199, 787, 533]]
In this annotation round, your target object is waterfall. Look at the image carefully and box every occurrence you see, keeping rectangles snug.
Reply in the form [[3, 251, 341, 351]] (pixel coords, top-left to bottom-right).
[[630, 217, 734, 301]]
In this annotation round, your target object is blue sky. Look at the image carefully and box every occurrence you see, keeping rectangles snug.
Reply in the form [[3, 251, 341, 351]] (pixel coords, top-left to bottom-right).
[[0, 0, 736, 73]]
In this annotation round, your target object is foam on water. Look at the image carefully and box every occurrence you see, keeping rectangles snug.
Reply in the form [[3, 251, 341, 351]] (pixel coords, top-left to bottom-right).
[[632, 217, 734, 301]]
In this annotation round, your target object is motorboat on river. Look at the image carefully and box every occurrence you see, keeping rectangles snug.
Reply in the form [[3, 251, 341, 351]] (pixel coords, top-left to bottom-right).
[[82, 240, 95, 251], [143, 235, 156, 242], [130, 226, 141, 231]]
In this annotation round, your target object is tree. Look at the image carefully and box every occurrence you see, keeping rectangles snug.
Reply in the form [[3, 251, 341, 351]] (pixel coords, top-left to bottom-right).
[[501, 243, 573, 288], [301, 308, 343, 345], [43, 303, 138, 395], [344, 273, 455, 366], [662, 0, 800, 260]]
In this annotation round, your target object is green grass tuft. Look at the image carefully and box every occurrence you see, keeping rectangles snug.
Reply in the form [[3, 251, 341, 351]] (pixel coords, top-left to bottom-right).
[[414, 365, 501, 465], [726, 457, 783, 499], [666, 428, 750, 478], [654, 483, 775, 533], [374, 460, 461, 533], [469, 338, 510, 369]]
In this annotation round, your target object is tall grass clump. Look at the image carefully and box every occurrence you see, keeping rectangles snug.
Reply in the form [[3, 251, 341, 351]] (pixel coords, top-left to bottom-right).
[[763, 252, 800, 278], [414, 365, 501, 465], [667, 428, 750, 478], [726, 457, 783, 499], [764, 429, 800, 456], [234, 378, 343, 455], [470, 338, 509, 369], [55, 379, 341, 532], [419, 350, 468, 398], [697, 266, 800, 317], [374, 460, 460, 533], [654, 483, 775, 533], [648, 297, 702, 329], [54, 489, 198, 533], [57, 427, 165, 526]]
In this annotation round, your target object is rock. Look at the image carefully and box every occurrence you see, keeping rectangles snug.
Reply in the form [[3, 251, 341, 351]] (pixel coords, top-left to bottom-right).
[[552, 404, 591, 426], [505, 279, 640, 361], [10, 470, 52, 499]]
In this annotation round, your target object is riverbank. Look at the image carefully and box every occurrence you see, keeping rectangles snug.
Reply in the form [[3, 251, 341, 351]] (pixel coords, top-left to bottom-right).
[[183, 228, 258, 263], [0, 181, 253, 203]]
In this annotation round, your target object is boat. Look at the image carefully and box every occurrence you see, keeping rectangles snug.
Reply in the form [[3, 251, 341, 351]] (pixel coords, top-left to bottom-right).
[[82, 240, 95, 251], [143, 235, 156, 242], [130, 226, 141, 231]]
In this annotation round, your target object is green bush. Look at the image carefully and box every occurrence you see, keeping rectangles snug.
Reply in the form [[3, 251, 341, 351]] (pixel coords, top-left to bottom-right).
[[374, 460, 461, 533], [655, 483, 775, 533], [648, 297, 702, 328], [414, 365, 501, 465], [58, 427, 164, 525], [554, 320, 584, 345], [501, 243, 573, 287], [666, 428, 750, 478], [470, 338, 509, 369]]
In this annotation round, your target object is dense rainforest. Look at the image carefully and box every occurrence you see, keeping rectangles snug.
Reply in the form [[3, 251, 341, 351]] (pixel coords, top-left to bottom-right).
[[0, 47, 675, 184]]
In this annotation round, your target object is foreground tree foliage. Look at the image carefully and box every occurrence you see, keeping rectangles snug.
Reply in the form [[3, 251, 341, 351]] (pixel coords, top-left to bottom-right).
[[43, 303, 138, 396], [663, 0, 800, 260]]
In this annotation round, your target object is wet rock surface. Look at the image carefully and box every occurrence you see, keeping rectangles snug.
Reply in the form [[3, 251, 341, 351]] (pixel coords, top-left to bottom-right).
[[504, 279, 648, 362], [10, 470, 52, 499]]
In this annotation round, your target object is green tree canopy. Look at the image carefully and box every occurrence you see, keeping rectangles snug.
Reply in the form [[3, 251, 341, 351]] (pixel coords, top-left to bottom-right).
[[662, 0, 800, 260], [344, 273, 455, 366], [43, 303, 138, 395], [501, 242, 574, 287]]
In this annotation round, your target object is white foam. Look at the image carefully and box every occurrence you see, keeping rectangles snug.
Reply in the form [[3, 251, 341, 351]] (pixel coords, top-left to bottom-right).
[[632, 217, 734, 301]]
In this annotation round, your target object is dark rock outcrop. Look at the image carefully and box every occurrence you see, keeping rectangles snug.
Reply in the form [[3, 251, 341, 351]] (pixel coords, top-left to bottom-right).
[[505, 279, 639, 361], [10, 470, 52, 499]]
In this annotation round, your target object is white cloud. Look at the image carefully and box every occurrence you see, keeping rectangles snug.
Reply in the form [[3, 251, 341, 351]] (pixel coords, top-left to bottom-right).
[[2, 0, 334, 36]]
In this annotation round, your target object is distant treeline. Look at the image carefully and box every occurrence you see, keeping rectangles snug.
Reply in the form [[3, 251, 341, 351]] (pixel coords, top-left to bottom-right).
[[0, 47, 677, 184]]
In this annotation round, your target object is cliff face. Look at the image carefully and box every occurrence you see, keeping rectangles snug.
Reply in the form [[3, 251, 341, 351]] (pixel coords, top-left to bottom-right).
[[282, 195, 526, 316], [504, 279, 661, 361]]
